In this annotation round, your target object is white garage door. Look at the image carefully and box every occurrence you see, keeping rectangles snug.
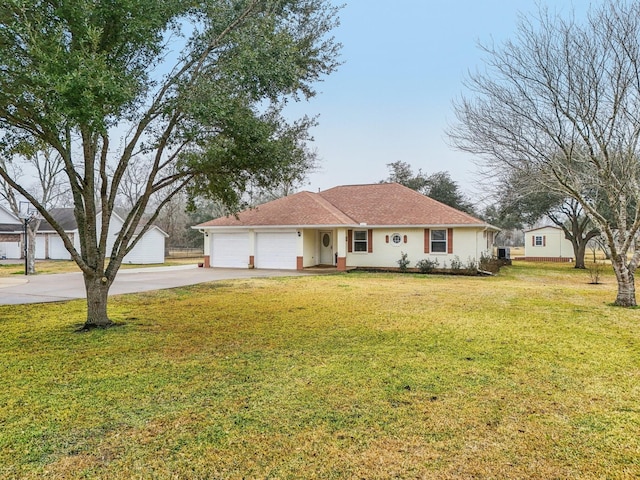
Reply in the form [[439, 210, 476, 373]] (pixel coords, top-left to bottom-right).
[[211, 233, 249, 268], [0, 241, 20, 259], [35, 235, 46, 259], [49, 235, 71, 260], [255, 232, 297, 269]]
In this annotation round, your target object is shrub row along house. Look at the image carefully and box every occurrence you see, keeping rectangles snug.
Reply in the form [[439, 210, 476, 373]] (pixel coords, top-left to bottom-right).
[[0, 205, 167, 264], [195, 183, 499, 271]]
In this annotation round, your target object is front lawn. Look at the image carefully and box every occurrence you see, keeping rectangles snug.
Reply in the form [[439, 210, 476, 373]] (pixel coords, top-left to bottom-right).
[[0, 263, 638, 478]]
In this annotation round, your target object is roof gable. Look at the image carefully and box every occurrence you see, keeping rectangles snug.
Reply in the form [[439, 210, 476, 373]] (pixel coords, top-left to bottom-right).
[[197, 183, 492, 229], [526, 225, 563, 233], [0, 204, 20, 224]]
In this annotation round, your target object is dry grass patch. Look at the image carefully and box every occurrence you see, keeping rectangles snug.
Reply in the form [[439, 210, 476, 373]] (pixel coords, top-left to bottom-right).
[[1, 262, 639, 478], [0, 257, 203, 277]]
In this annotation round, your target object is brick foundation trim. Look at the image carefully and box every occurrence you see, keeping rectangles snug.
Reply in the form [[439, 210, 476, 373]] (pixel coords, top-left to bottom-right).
[[204, 255, 210, 268], [0, 233, 19, 242], [296, 256, 303, 270], [337, 256, 347, 271], [516, 257, 573, 263]]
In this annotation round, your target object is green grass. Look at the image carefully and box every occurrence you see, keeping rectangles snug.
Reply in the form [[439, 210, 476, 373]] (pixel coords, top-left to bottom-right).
[[1, 262, 639, 479], [0, 257, 203, 277]]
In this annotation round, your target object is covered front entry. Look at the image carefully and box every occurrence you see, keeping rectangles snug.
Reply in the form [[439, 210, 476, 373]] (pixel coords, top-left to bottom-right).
[[255, 232, 297, 269], [211, 233, 249, 268]]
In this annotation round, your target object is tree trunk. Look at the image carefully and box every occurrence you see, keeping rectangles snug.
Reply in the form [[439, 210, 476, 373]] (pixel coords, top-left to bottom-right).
[[27, 226, 37, 274], [83, 274, 113, 328], [611, 257, 637, 307], [574, 240, 587, 269]]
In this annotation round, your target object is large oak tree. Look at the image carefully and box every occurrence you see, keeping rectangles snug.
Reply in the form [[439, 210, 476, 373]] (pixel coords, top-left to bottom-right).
[[0, 0, 341, 327], [450, 1, 640, 306], [494, 171, 599, 269]]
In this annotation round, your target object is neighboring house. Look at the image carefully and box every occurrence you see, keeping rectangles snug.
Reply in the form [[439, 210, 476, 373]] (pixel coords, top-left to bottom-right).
[[524, 226, 574, 262], [1, 207, 168, 264], [0, 205, 22, 259], [34, 208, 82, 260], [195, 183, 499, 271]]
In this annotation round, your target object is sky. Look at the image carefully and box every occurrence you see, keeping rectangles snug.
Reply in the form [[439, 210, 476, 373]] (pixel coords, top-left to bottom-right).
[[284, 0, 590, 199]]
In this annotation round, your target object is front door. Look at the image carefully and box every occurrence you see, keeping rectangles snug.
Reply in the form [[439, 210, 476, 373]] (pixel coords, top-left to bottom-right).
[[319, 231, 333, 265]]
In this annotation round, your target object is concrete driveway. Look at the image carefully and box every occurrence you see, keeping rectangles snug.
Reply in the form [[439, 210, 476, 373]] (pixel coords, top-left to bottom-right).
[[0, 265, 317, 305]]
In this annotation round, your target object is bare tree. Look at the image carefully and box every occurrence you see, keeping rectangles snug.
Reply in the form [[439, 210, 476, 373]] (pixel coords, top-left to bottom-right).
[[450, 1, 640, 306], [115, 157, 153, 212], [0, 144, 67, 273], [153, 191, 190, 249]]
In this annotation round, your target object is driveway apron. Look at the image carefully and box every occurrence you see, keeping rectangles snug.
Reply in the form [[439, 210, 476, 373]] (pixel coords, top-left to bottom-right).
[[0, 265, 314, 305]]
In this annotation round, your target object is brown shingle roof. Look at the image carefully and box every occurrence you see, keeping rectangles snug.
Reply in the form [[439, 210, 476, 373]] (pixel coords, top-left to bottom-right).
[[198, 191, 356, 227], [198, 183, 491, 228], [319, 183, 485, 226]]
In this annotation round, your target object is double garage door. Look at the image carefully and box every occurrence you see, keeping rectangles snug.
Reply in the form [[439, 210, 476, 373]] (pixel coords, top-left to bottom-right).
[[34, 234, 71, 260], [210, 232, 297, 269]]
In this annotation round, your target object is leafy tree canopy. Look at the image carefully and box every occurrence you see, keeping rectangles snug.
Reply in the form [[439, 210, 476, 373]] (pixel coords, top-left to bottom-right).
[[0, 0, 341, 327]]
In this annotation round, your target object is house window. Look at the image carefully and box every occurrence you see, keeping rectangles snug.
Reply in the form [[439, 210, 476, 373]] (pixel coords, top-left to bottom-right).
[[534, 235, 543, 246], [391, 233, 402, 246], [431, 229, 447, 253], [354, 230, 368, 252]]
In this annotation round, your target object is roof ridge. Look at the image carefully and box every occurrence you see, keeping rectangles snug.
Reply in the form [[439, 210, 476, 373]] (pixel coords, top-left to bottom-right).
[[308, 191, 357, 224], [198, 183, 496, 228], [387, 182, 486, 223]]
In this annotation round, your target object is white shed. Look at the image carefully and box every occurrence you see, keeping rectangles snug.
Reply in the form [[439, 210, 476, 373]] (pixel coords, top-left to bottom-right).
[[0, 204, 22, 259], [524, 226, 574, 262], [121, 225, 168, 264], [36, 209, 168, 264], [99, 211, 169, 264]]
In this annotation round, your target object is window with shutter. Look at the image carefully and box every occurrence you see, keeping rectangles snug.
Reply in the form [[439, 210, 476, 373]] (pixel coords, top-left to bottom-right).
[[353, 230, 367, 252], [430, 229, 447, 253]]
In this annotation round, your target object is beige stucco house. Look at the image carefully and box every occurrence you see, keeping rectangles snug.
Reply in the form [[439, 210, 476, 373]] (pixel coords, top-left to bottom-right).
[[195, 183, 499, 271]]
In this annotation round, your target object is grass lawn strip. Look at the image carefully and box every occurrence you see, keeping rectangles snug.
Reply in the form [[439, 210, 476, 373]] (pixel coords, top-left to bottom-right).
[[0, 257, 202, 277], [0, 263, 638, 478]]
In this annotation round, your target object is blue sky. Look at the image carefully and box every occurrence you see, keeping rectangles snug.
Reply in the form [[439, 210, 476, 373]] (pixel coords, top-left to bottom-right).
[[285, 0, 589, 199]]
